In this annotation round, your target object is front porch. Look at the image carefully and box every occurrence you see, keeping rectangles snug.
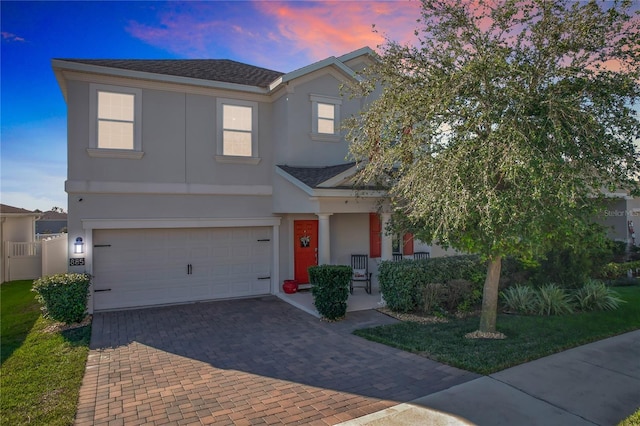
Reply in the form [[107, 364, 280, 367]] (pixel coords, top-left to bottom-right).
[[278, 286, 384, 318]]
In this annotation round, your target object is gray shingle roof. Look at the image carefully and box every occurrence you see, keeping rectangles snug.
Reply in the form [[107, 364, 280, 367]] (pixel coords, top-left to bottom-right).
[[277, 163, 356, 188], [57, 59, 284, 88], [0, 204, 36, 214]]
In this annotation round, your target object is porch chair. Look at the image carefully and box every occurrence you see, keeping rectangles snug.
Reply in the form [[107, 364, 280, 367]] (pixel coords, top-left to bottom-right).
[[393, 253, 403, 262], [350, 254, 372, 294], [414, 251, 430, 260]]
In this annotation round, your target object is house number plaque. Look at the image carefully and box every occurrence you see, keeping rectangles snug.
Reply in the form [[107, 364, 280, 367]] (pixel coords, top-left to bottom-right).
[[69, 258, 85, 266]]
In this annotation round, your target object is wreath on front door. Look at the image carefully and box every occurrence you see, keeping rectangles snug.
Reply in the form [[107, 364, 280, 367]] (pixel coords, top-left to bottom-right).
[[300, 235, 311, 247]]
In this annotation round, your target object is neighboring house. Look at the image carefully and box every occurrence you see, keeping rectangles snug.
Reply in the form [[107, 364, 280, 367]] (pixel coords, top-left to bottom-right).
[[600, 194, 640, 247], [36, 210, 68, 235], [0, 204, 41, 283], [53, 47, 435, 312]]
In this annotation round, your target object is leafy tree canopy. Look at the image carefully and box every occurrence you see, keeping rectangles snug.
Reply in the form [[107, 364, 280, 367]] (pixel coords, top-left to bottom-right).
[[347, 0, 639, 260], [344, 0, 640, 332]]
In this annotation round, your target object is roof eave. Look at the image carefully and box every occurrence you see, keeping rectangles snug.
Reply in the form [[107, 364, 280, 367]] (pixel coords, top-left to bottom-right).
[[51, 59, 271, 95], [337, 46, 376, 63], [316, 164, 359, 188], [269, 57, 360, 92]]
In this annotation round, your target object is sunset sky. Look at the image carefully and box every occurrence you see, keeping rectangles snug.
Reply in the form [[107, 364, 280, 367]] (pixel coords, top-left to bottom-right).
[[1, 1, 637, 212], [1, 0, 420, 211]]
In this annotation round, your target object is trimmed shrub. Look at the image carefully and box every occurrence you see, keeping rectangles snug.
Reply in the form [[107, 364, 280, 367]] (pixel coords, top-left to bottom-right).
[[420, 255, 486, 285], [501, 285, 537, 314], [379, 255, 486, 313], [417, 280, 477, 314], [535, 284, 574, 316], [32, 273, 91, 324], [500, 257, 532, 287], [598, 261, 640, 280], [529, 234, 617, 288], [573, 279, 625, 311], [444, 279, 474, 311], [419, 283, 445, 314], [309, 265, 351, 321], [378, 260, 424, 312]]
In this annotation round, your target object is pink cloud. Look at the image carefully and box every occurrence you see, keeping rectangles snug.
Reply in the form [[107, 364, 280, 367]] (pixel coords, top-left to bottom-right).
[[255, 1, 421, 60], [2, 32, 26, 42], [125, 1, 421, 70]]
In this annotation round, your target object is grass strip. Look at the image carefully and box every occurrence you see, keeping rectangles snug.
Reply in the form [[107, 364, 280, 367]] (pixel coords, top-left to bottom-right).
[[1, 281, 91, 426], [355, 286, 640, 375]]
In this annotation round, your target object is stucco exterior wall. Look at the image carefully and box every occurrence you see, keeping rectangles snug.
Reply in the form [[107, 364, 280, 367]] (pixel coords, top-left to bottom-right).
[[330, 213, 369, 266], [67, 81, 274, 187], [274, 72, 362, 167]]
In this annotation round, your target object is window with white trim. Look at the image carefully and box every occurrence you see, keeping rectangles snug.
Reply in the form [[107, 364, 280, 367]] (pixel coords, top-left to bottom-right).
[[216, 98, 260, 164], [88, 84, 143, 159], [310, 94, 342, 142]]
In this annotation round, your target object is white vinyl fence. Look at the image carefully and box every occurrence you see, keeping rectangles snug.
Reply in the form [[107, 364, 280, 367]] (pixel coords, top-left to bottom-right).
[[4, 234, 68, 282], [5, 241, 41, 281], [42, 234, 68, 276]]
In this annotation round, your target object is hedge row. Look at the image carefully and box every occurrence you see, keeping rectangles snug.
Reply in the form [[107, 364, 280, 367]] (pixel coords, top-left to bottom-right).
[[379, 255, 487, 313], [597, 261, 640, 280]]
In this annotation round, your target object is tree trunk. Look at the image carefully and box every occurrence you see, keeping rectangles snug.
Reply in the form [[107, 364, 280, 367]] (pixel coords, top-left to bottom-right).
[[478, 256, 502, 333]]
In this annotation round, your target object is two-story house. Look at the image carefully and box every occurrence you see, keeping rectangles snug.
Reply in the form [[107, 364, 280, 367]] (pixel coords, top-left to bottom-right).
[[53, 47, 431, 312]]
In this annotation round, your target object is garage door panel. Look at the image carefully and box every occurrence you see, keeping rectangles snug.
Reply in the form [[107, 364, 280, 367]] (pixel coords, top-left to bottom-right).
[[93, 227, 272, 310]]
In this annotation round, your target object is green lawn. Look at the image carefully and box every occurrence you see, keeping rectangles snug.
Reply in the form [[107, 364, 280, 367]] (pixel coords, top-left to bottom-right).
[[620, 408, 640, 426], [355, 285, 640, 375], [1, 280, 91, 426]]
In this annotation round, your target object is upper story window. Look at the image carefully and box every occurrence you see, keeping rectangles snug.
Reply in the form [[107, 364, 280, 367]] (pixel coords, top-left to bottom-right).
[[216, 98, 260, 164], [310, 94, 342, 142], [88, 84, 143, 159]]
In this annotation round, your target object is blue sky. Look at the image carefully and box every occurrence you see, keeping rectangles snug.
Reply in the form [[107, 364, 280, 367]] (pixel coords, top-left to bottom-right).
[[1, 0, 419, 211]]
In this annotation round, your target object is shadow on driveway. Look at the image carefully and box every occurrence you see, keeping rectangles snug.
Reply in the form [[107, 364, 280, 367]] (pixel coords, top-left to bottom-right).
[[76, 297, 478, 425]]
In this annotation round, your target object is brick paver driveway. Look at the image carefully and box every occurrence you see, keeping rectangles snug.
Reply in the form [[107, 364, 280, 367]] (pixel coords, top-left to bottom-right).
[[75, 296, 478, 425]]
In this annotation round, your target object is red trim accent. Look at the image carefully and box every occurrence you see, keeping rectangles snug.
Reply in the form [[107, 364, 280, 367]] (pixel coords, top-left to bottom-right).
[[403, 233, 414, 256], [369, 213, 382, 258]]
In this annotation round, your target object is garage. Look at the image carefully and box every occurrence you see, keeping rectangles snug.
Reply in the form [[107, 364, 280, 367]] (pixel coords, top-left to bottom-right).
[[92, 227, 272, 311]]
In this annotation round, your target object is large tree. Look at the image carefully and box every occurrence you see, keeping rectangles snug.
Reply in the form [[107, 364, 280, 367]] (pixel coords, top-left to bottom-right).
[[345, 0, 640, 333]]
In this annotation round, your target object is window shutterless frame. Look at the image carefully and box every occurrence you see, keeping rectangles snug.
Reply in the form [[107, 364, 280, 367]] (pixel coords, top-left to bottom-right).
[[215, 98, 260, 164], [88, 84, 143, 159], [310, 94, 342, 142]]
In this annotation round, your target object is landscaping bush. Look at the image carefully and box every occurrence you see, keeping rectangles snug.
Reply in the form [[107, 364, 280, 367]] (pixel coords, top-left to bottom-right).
[[421, 255, 486, 285], [501, 285, 537, 314], [309, 265, 351, 320], [443, 279, 474, 311], [418, 283, 445, 314], [416, 279, 478, 315], [535, 284, 574, 316], [573, 279, 625, 312], [530, 245, 613, 288], [32, 273, 91, 324], [500, 257, 532, 287], [598, 261, 640, 280], [380, 255, 486, 313], [379, 260, 424, 312]]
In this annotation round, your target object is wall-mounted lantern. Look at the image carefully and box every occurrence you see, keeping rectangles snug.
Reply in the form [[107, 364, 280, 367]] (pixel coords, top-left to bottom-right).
[[74, 237, 84, 254]]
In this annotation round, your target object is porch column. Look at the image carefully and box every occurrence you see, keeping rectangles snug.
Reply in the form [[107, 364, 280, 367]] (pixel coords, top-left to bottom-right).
[[316, 213, 332, 265], [381, 212, 393, 261]]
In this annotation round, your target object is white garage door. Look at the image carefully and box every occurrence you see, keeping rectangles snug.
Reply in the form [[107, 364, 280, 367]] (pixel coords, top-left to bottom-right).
[[92, 227, 272, 311]]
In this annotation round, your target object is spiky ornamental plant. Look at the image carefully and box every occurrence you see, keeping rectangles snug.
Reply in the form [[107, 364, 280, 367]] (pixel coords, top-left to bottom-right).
[[345, 0, 640, 333]]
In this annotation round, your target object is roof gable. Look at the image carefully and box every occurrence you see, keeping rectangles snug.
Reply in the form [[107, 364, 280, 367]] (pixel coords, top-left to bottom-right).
[[277, 163, 356, 188]]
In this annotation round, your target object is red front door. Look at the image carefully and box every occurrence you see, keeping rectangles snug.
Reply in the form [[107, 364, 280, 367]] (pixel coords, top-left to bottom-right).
[[294, 220, 318, 284]]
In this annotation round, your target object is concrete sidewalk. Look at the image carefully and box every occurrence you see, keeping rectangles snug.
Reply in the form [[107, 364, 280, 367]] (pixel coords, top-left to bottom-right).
[[338, 329, 640, 426]]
